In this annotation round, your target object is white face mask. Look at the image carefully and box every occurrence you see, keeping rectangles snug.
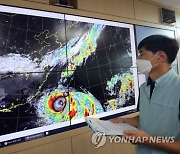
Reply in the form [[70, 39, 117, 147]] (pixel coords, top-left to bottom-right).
[[136, 59, 152, 75], [136, 53, 159, 75]]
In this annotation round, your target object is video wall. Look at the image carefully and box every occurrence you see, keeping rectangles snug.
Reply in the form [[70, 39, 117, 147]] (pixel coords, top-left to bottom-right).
[[0, 5, 139, 147]]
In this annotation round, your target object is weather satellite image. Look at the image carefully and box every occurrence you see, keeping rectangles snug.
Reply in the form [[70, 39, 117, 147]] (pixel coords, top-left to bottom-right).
[[0, 7, 138, 137]]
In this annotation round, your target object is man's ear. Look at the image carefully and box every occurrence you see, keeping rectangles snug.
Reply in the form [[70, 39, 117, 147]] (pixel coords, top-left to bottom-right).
[[158, 51, 167, 63]]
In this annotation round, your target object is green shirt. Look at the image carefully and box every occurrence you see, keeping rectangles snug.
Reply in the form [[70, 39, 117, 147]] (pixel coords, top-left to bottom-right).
[[137, 68, 180, 154]]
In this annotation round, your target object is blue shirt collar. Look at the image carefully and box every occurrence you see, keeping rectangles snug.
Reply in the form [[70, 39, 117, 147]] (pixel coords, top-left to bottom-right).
[[155, 68, 175, 86], [146, 68, 176, 87]]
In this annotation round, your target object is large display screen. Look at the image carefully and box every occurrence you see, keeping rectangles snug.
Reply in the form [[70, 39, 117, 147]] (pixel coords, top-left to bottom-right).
[[0, 5, 139, 147]]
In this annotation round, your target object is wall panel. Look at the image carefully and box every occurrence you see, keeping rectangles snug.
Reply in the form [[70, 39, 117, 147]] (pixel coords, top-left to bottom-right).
[[71, 132, 136, 154], [14, 138, 71, 154], [176, 11, 180, 28], [72, 132, 98, 154], [25, 0, 49, 4], [134, 0, 161, 23], [78, 0, 134, 19]]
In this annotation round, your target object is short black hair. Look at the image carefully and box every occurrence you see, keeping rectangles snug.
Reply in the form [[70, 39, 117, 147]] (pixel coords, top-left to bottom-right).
[[138, 35, 179, 64]]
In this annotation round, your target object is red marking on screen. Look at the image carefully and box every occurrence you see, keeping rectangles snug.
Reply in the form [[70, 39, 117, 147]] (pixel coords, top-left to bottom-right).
[[71, 101, 76, 107], [129, 80, 133, 89], [84, 108, 89, 117], [92, 104, 95, 115], [69, 109, 77, 119]]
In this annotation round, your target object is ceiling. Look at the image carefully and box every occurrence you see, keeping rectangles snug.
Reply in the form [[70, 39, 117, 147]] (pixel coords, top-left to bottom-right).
[[151, 0, 180, 10]]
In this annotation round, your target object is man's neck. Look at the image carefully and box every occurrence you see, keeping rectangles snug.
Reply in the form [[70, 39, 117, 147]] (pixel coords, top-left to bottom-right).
[[149, 65, 171, 81]]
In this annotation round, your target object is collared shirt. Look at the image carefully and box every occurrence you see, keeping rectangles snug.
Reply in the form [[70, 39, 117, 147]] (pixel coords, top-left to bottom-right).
[[137, 68, 180, 154]]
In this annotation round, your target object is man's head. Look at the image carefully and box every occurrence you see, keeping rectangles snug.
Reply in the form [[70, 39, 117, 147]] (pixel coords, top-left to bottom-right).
[[136, 35, 179, 76], [138, 35, 179, 64]]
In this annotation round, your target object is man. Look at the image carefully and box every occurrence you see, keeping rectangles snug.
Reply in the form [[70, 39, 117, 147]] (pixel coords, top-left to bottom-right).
[[111, 35, 180, 153]]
